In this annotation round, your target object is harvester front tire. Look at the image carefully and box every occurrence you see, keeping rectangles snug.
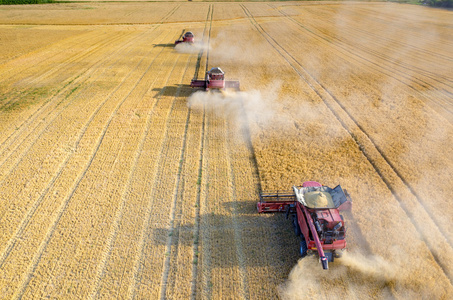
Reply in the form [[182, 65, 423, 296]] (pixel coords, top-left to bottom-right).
[[300, 239, 308, 258]]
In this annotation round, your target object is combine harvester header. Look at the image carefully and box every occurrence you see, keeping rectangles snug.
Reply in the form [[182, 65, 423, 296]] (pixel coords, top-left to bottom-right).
[[258, 181, 352, 270], [191, 67, 240, 91], [175, 31, 195, 45]]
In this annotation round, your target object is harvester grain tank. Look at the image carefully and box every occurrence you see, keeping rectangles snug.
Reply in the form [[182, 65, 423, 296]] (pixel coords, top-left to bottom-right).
[[175, 31, 194, 45], [257, 181, 352, 270], [190, 67, 240, 91]]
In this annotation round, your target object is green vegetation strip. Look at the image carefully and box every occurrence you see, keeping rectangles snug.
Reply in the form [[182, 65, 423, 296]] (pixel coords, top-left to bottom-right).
[[1, 0, 54, 4]]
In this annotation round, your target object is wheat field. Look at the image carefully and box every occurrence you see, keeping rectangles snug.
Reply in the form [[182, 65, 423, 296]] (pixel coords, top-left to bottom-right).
[[0, 1, 452, 299]]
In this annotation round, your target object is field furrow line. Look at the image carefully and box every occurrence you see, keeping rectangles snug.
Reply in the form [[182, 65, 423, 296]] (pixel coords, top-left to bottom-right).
[[0, 29, 107, 84], [47, 30, 186, 299], [191, 5, 249, 298], [199, 109, 243, 299], [196, 109, 214, 300], [336, 24, 453, 85], [0, 5, 182, 139], [85, 37, 181, 300], [0, 29, 170, 231], [0, 4, 178, 85], [190, 6, 214, 299], [302, 5, 453, 79], [0, 30, 131, 112], [192, 4, 212, 81], [6, 29, 176, 298], [355, 6, 453, 51], [261, 8, 453, 249], [0, 29, 164, 181], [126, 49, 186, 300], [225, 121, 251, 300], [190, 106, 206, 300], [0, 28, 156, 150], [158, 57, 193, 300], [271, 5, 453, 122], [0, 27, 152, 137], [241, 3, 453, 285], [161, 4, 182, 23], [133, 6, 212, 299]]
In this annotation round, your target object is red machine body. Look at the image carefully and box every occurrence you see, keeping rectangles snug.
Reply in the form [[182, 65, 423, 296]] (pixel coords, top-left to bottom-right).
[[190, 67, 240, 91], [257, 181, 352, 270], [175, 31, 194, 45]]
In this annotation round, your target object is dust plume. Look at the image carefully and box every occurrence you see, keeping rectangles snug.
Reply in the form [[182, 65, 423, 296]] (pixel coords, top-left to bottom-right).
[[187, 82, 283, 131], [174, 41, 209, 54], [278, 250, 442, 299]]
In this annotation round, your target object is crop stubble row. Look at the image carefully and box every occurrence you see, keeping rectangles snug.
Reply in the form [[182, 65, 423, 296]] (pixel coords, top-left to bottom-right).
[[263, 4, 453, 282], [1, 26, 182, 298], [0, 2, 452, 299], [0, 21, 206, 298], [239, 2, 453, 297]]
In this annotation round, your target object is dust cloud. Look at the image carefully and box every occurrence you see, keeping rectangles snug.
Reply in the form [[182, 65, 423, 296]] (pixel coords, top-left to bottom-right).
[[278, 250, 440, 300], [174, 41, 209, 54], [187, 82, 283, 131]]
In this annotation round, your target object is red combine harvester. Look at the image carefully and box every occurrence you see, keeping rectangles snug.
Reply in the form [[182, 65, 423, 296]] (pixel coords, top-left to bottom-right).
[[190, 67, 240, 91], [175, 31, 194, 45], [257, 181, 352, 270]]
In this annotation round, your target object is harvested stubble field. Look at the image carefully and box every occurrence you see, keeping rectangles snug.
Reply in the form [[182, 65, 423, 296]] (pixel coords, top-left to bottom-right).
[[0, 1, 452, 299]]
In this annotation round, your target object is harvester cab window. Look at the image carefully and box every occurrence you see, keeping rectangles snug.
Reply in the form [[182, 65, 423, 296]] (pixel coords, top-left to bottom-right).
[[208, 73, 224, 80], [207, 68, 224, 81]]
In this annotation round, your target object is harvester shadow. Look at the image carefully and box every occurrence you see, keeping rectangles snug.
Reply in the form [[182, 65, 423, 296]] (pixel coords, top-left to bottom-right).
[[152, 201, 300, 270], [153, 43, 176, 48], [152, 85, 194, 98]]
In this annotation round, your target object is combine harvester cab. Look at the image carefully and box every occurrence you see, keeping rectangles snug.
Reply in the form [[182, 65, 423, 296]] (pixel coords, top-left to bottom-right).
[[175, 31, 194, 45], [190, 67, 240, 91], [257, 181, 352, 270]]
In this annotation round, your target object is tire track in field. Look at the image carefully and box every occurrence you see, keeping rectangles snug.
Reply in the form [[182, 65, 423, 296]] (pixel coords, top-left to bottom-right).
[[0, 31, 134, 148], [194, 5, 251, 298], [194, 7, 214, 299], [192, 4, 212, 82], [355, 6, 453, 58], [9, 28, 177, 299], [266, 5, 453, 249], [270, 5, 453, 121], [282, 6, 453, 113], [190, 106, 206, 300], [0, 4, 180, 87], [0, 29, 156, 180], [0, 29, 104, 85], [1, 28, 172, 291], [0, 30, 129, 112], [334, 19, 453, 84], [128, 5, 211, 298], [307, 5, 453, 66], [158, 52, 193, 300], [125, 46, 185, 300], [224, 119, 251, 300], [305, 7, 453, 87], [88, 33, 182, 300], [0, 5, 182, 145], [191, 4, 214, 299], [241, 4, 453, 285], [188, 5, 212, 298], [0, 29, 169, 228]]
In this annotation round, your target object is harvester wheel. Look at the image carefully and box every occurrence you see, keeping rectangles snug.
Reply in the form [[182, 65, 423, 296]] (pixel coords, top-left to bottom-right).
[[292, 215, 301, 236], [334, 250, 344, 258], [300, 238, 308, 257]]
